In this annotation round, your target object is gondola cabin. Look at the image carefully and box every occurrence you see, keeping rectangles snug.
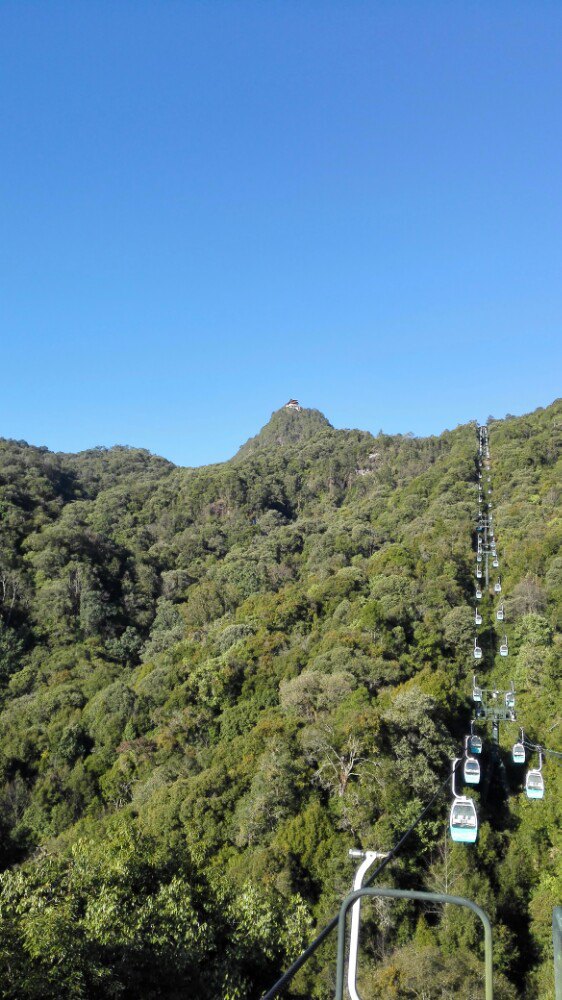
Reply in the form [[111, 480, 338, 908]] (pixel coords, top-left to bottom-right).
[[472, 685, 482, 703], [464, 757, 481, 785], [526, 771, 544, 800], [494, 580, 502, 593], [496, 604, 504, 621], [512, 743, 525, 764], [474, 640, 482, 660], [500, 638, 509, 657], [469, 735, 483, 755], [475, 610, 482, 625], [450, 797, 478, 843], [476, 588, 482, 600], [476, 565, 482, 579]]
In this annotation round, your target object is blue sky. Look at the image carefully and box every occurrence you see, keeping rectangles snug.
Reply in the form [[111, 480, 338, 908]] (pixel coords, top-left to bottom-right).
[[1, 2, 561, 466]]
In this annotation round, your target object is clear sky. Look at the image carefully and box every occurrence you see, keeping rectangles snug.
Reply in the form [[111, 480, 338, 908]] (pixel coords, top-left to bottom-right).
[[1, 2, 561, 466]]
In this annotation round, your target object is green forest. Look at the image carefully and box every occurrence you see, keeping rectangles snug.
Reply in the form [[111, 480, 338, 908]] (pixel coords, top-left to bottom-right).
[[0, 400, 561, 999]]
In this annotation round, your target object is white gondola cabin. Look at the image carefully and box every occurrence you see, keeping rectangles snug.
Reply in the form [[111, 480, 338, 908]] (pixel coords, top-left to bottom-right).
[[500, 636, 508, 657], [476, 587, 482, 600], [473, 639, 482, 660], [496, 604, 504, 621], [469, 734, 483, 755], [475, 610, 482, 625], [450, 797, 478, 843], [494, 579, 502, 594], [526, 770, 544, 800], [512, 742, 525, 764], [464, 757, 481, 785], [476, 565, 482, 579], [493, 557, 499, 568]]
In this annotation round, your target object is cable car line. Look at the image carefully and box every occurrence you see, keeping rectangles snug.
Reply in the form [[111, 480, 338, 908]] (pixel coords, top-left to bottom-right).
[[522, 739, 562, 761], [470, 425, 562, 815], [459, 423, 511, 837]]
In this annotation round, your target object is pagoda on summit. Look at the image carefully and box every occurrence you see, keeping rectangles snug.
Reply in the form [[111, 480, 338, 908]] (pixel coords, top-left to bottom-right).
[[284, 399, 302, 411]]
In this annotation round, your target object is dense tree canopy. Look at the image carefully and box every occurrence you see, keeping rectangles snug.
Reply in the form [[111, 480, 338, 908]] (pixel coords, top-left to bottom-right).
[[0, 401, 561, 997]]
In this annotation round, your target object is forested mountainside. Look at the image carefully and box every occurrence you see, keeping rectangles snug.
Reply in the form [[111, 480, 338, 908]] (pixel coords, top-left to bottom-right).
[[0, 401, 561, 999]]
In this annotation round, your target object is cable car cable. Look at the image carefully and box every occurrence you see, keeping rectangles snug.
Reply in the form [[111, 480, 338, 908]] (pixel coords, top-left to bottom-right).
[[522, 740, 562, 761]]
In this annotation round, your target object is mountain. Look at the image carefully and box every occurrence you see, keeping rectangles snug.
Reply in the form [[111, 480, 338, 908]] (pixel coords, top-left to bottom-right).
[[234, 405, 333, 459], [0, 401, 561, 998]]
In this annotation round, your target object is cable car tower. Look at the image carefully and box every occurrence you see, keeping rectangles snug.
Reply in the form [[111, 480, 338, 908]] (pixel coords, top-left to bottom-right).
[[473, 675, 517, 744]]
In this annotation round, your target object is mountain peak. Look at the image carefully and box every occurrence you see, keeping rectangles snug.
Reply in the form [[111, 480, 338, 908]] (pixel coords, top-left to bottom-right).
[[234, 403, 332, 459]]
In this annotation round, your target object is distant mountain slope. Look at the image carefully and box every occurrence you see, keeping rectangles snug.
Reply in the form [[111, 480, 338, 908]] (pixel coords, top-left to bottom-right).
[[60, 444, 175, 498]]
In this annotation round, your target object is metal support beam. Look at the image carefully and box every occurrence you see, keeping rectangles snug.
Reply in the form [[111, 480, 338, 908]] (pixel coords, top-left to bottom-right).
[[335, 887, 493, 1000], [346, 851, 388, 1000]]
